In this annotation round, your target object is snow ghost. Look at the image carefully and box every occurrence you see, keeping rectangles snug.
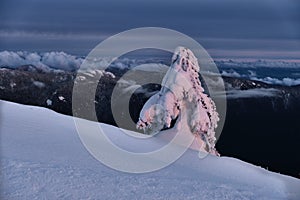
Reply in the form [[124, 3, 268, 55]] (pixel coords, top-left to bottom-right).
[[137, 47, 219, 155]]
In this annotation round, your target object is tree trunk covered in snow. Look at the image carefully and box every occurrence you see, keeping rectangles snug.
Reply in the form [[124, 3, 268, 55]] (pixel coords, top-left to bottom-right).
[[137, 47, 219, 155]]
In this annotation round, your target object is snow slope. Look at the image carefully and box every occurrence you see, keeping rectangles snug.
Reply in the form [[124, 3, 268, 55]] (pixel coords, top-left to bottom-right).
[[1, 100, 299, 199]]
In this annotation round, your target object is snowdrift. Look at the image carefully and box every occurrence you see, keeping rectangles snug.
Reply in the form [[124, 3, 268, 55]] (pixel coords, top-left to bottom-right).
[[1, 100, 299, 199]]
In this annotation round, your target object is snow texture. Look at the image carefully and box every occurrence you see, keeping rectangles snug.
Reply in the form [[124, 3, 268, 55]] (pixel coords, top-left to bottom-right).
[[1, 100, 300, 199], [137, 47, 219, 155], [32, 81, 45, 88], [46, 99, 52, 106]]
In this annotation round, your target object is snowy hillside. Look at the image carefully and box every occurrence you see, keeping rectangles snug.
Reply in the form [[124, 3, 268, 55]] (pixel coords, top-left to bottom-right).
[[1, 100, 299, 199]]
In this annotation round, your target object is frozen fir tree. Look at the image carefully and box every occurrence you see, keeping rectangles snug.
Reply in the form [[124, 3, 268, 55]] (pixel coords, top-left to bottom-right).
[[137, 47, 219, 155]]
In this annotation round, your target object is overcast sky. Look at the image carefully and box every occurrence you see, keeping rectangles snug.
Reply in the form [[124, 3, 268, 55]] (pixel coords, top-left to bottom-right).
[[0, 0, 299, 60]]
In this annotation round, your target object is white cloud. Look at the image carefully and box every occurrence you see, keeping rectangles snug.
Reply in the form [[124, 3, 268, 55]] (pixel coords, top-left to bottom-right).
[[1, 51, 300, 87], [216, 59, 300, 68], [221, 69, 300, 86], [226, 88, 279, 99], [251, 77, 300, 86], [0, 51, 26, 67], [0, 51, 83, 71], [42, 52, 82, 70], [221, 70, 241, 78], [0, 51, 168, 72]]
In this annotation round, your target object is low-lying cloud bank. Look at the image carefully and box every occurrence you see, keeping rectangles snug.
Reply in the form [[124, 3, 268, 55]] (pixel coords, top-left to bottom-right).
[[1, 51, 300, 86], [251, 77, 300, 87], [0, 51, 83, 71], [0, 51, 139, 72], [0, 51, 163, 72], [226, 88, 280, 99], [216, 59, 300, 69], [221, 70, 300, 86]]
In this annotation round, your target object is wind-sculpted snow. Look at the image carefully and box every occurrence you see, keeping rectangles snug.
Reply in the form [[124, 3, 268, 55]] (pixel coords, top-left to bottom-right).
[[1, 100, 300, 199], [137, 47, 219, 155]]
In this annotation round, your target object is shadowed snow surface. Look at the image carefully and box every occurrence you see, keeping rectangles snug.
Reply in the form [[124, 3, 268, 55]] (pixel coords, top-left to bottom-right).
[[1, 100, 299, 199]]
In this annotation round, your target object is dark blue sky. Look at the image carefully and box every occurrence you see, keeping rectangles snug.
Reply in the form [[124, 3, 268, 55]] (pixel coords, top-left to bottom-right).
[[0, 0, 299, 60]]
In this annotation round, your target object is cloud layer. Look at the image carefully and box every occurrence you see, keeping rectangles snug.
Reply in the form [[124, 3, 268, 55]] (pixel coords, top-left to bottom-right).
[[226, 88, 280, 99], [221, 69, 300, 86], [0, 51, 83, 71], [1, 51, 300, 86], [216, 59, 300, 69], [0, 51, 138, 71]]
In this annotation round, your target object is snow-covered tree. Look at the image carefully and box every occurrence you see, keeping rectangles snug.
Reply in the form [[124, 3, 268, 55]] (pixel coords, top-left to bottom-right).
[[137, 47, 219, 155]]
